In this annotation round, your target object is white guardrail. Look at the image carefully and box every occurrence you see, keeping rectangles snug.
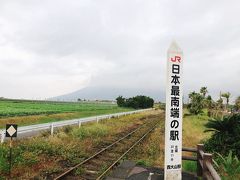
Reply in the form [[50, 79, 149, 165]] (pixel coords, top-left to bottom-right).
[[0, 108, 153, 143]]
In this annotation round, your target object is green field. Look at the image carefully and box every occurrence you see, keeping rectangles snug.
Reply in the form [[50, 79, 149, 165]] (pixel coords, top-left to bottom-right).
[[0, 99, 132, 128]]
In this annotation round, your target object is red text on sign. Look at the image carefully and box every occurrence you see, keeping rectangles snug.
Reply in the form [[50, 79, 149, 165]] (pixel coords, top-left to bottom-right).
[[171, 56, 181, 63]]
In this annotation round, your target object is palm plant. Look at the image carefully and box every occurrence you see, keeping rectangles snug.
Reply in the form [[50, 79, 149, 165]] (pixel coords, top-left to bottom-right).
[[221, 92, 231, 108], [204, 114, 240, 156], [200, 87, 208, 98], [205, 114, 240, 135]]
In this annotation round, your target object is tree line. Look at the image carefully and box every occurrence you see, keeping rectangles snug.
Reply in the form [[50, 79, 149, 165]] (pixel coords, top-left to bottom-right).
[[116, 95, 154, 109], [187, 86, 240, 115]]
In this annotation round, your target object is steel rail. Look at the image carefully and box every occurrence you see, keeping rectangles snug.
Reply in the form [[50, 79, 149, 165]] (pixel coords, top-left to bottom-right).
[[96, 123, 158, 180], [54, 121, 158, 180], [54, 125, 142, 179]]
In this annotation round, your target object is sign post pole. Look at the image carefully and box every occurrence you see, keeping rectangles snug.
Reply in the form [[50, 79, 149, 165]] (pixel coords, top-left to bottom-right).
[[164, 41, 183, 180], [9, 137, 13, 177], [5, 124, 18, 177]]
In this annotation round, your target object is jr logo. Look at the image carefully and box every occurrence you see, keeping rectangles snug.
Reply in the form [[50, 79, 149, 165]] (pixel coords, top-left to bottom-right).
[[171, 56, 181, 63]]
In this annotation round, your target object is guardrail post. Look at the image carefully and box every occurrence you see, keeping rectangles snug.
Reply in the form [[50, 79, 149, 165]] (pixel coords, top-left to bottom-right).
[[0, 110, 148, 142], [50, 123, 54, 135], [1, 130, 5, 143], [203, 153, 212, 179], [197, 144, 204, 177], [78, 121, 81, 128]]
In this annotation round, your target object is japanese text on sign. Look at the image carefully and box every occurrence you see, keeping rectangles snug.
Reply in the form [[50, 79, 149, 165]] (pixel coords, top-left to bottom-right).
[[164, 42, 183, 180]]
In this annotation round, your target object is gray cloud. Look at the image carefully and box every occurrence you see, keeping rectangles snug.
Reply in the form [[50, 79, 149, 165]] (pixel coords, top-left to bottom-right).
[[0, 0, 239, 102]]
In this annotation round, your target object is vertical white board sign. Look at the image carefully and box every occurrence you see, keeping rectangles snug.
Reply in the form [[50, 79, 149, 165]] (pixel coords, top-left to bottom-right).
[[164, 41, 183, 180]]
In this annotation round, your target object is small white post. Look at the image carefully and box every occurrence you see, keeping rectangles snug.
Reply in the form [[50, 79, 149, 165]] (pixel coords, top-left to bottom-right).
[[96, 117, 99, 123], [108, 115, 111, 119], [50, 123, 54, 135], [1, 130, 5, 143], [148, 173, 154, 180], [78, 121, 82, 128]]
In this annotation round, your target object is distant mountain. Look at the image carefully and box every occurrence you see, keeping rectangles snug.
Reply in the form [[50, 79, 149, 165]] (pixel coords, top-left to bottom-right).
[[49, 86, 164, 102]]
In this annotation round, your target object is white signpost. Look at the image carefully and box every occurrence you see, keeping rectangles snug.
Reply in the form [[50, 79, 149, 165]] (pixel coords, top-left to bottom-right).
[[164, 41, 183, 180]]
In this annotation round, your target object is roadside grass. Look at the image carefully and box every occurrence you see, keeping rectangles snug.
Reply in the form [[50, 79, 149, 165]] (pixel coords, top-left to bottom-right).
[[0, 110, 158, 179], [182, 160, 197, 173], [182, 109, 211, 173], [0, 100, 132, 128], [183, 109, 210, 148], [71, 123, 111, 140]]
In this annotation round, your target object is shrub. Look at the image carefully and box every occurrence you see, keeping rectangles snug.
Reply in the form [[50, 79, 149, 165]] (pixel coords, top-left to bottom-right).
[[71, 124, 110, 139], [204, 114, 240, 157], [187, 92, 204, 115], [136, 159, 150, 166], [216, 151, 240, 179], [116, 96, 125, 107], [116, 95, 154, 109], [235, 96, 240, 111], [0, 146, 9, 173]]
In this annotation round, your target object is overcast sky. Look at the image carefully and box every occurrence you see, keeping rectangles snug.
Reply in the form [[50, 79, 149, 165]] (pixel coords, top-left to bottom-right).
[[0, 0, 239, 102]]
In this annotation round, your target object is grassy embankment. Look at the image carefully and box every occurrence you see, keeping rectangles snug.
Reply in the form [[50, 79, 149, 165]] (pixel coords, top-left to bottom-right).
[[0, 99, 132, 128], [128, 108, 210, 173], [0, 110, 160, 179], [182, 109, 211, 172]]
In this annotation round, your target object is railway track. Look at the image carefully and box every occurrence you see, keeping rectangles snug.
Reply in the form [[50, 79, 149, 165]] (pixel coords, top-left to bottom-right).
[[54, 119, 159, 180]]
